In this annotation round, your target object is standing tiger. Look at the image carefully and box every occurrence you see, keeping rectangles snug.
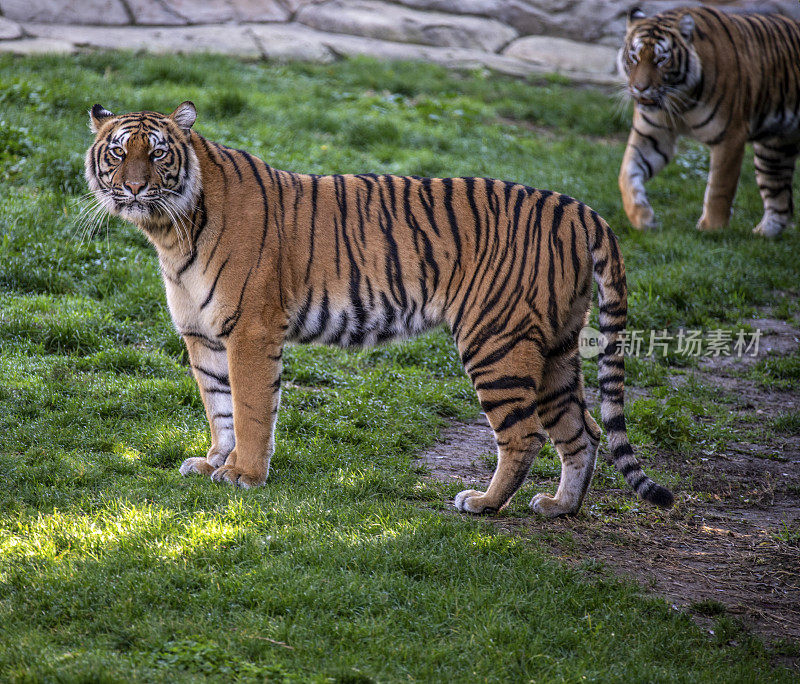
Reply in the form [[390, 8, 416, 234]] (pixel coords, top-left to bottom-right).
[[619, 6, 800, 236], [84, 102, 673, 517]]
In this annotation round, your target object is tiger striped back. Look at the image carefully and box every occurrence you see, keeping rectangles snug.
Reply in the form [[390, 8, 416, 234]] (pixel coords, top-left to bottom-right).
[[85, 102, 673, 517]]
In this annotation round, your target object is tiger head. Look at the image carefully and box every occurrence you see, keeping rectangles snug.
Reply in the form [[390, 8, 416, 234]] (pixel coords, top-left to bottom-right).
[[84, 102, 200, 226], [619, 7, 701, 112]]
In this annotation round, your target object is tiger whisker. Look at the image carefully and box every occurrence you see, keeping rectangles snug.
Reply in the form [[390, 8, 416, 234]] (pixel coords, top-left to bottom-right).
[[163, 196, 195, 244], [153, 197, 190, 254], [73, 198, 110, 244], [80, 205, 111, 245]]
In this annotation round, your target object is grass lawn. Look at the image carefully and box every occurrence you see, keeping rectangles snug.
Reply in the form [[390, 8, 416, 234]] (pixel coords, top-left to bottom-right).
[[0, 52, 798, 681]]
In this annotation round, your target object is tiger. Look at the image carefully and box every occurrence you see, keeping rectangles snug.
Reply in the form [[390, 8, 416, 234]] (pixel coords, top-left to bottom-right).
[[84, 101, 674, 518], [618, 6, 800, 237]]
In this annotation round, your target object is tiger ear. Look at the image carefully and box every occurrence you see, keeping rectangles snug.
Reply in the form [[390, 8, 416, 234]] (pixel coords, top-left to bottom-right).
[[169, 101, 197, 132], [627, 6, 646, 28], [677, 13, 695, 40], [89, 104, 114, 133]]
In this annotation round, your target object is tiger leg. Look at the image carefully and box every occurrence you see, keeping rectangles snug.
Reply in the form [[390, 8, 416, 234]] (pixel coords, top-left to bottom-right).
[[454, 340, 546, 514], [179, 336, 235, 478], [697, 133, 746, 231], [619, 114, 676, 230], [752, 140, 799, 237], [210, 320, 283, 489], [530, 351, 602, 517]]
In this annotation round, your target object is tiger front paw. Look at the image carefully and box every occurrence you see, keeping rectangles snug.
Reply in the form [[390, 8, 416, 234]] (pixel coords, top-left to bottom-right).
[[530, 492, 577, 518], [206, 448, 230, 469], [210, 465, 266, 489], [696, 208, 731, 231], [753, 213, 789, 238], [454, 489, 498, 515], [179, 457, 215, 477], [628, 203, 659, 231], [179, 446, 231, 478]]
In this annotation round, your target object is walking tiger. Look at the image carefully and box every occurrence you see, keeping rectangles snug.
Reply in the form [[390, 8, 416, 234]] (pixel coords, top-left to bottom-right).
[[619, 6, 800, 236]]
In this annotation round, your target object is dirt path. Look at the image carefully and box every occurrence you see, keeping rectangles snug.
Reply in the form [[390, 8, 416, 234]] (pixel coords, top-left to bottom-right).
[[418, 316, 800, 660]]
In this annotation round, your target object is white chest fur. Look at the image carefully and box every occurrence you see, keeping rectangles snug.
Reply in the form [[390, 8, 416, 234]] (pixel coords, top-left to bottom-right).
[[161, 258, 224, 339]]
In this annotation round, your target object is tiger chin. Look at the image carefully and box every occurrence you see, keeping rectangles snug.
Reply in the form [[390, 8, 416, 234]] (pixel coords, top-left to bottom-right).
[[618, 6, 800, 237], [84, 101, 674, 518]]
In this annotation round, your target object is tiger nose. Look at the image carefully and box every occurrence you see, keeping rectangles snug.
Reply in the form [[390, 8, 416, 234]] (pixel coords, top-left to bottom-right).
[[124, 180, 146, 196]]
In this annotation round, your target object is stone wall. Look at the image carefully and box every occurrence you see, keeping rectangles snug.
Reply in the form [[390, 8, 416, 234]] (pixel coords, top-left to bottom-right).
[[1, 1, 798, 83]]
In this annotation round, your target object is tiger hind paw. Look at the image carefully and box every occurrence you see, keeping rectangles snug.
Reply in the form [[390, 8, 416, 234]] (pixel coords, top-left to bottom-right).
[[530, 493, 578, 518], [454, 489, 498, 515]]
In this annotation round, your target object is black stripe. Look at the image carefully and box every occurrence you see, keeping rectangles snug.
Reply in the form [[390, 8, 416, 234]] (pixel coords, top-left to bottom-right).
[[475, 376, 538, 392], [496, 400, 539, 432], [194, 365, 230, 386], [181, 330, 225, 352], [238, 150, 271, 268], [200, 256, 230, 310], [219, 267, 253, 337]]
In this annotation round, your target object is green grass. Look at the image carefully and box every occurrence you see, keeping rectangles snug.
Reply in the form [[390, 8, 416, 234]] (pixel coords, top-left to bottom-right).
[[1, 52, 798, 681], [626, 382, 737, 456], [770, 411, 800, 435], [745, 351, 800, 390]]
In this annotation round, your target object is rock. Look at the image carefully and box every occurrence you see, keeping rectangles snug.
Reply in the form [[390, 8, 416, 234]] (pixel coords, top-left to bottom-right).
[[124, 0, 188, 25], [627, 1, 800, 25], [160, 26, 262, 55], [0, 0, 129, 24], [246, 23, 335, 62], [229, 0, 291, 22], [301, 27, 619, 83], [390, 0, 512, 15], [0, 16, 23, 39], [602, 1, 800, 45], [503, 35, 619, 77], [0, 37, 76, 53], [279, 0, 326, 12], [296, 0, 517, 52], [754, 1, 800, 21], [317, 31, 528, 75], [17, 19, 621, 84], [23, 23, 263, 56], [396, 0, 800, 46], [391, 0, 630, 44], [158, 0, 234, 24]]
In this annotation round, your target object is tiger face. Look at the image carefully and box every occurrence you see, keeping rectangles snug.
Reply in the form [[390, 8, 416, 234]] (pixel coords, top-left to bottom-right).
[[84, 101, 200, 226], [619, 7, 701, 112]]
